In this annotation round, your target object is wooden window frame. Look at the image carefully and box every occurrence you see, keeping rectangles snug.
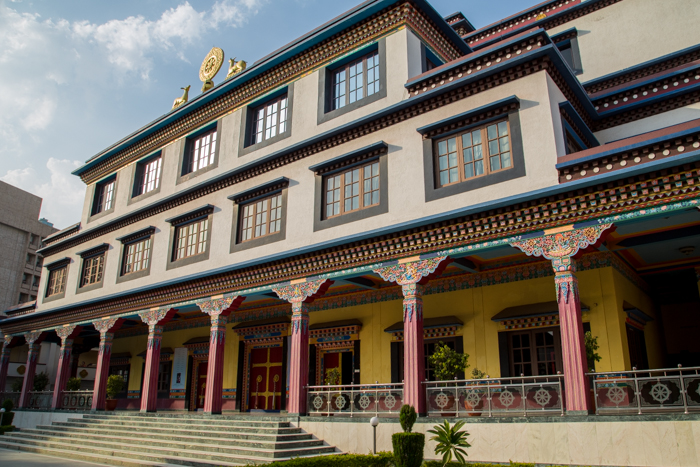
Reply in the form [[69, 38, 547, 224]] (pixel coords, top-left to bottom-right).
[[46, 267, 66, 297], [250, 94, 288, 145], [121, 237, 152, 276], [331, 50, 381, 111], [173, 218, 210, 262], [239, 193, 284, 243], [185, 128, 217, 175], [93, 179, 115, 215], [80, 253, 105, 288], [157, 360, 172, 392], [507, 328, 563, 377], [136, 156, 162, 196], [434, 119, 513, 188], [323, 160, 380, 219]]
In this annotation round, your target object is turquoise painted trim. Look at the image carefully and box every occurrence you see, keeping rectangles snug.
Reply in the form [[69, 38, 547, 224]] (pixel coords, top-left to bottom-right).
[[559, 101, 599, 147]]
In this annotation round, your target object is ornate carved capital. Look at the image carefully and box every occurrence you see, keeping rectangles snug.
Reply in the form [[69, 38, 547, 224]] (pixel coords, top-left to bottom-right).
[[138, 307, 175, 333], [374, 256, 448, 289], [93, 317, 121, 337], [197, 295, 243, 317], [510, 224, 614, 272], [272, 279, 331, 305], [55, 324, 81, 343]]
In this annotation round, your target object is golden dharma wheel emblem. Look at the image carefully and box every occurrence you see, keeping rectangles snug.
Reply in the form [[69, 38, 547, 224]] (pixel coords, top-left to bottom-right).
[[199, 47, 224, 82]]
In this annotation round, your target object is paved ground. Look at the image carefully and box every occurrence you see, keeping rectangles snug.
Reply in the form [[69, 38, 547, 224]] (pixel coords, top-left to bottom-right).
[[0, 448, 112, 467]]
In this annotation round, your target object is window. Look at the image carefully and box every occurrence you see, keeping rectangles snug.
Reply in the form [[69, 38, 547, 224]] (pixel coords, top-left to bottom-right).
[[46, 267, 67, 297], [332, 51, 380, 110], [174, 218, 209, 261], [435, 120, 512, 187], [508, 329, 562, 377], [109, 366, 129, 395], [93, 178, 115, 215], [122, 237, 151, 275], [157, 361, 172, 392], [135, 156, 162, 196], [565, 131, 583, 155], [185, 129, 217, 175], [240, 194, 283, 242], [80, 254, 104, 287], [22, 274, 29, 284], [36, 257, 42, 268], [325, 161, 380, 219], [251, 95, 288, 145]]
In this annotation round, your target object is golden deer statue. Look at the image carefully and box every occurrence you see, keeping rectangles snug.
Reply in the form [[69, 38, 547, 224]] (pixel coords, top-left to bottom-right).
[[172, 85, 191, 110], [226, 58, 247, 79]]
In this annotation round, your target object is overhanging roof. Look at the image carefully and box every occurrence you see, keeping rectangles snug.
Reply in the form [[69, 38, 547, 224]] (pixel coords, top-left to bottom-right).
[[492, 301, 589, 322], [384, 316, 463, 332]]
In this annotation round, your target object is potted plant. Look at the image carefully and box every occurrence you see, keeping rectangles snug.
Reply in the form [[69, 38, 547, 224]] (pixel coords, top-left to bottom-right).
[[392, 404, 424, 467], [33, 372, 49, 392], [105, 374, 124, 411], [66, 377, 82, 391], [10, 379, 22, 393], [428, 342, 470, 415], [324, 367, 342, 414], [428, 420, 471, 466]]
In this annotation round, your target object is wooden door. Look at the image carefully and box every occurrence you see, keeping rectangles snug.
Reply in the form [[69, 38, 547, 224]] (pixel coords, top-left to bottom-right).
[[196, 361, 208, 409], [249, 347, 283, 411]]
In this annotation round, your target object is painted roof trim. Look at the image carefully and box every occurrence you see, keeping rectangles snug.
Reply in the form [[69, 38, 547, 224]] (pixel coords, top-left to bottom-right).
[[308, 141, 388, 172], [416, 96, 520, 135], [71, 0, 470, 179], [227, 177, 290, 203], [43, 222, 80, 244], [558, 102, 600, 147]]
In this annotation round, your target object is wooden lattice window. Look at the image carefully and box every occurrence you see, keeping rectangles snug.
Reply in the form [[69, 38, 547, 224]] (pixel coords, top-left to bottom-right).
[[122, 237, 151, 275], [240, 193, 283, 242], [136, 156, 162, 195], [332, 51, 380, 110], [46, 267, 66, 297], [93, 179, 115, 214], [186, 129, 217, 174], [174, 218, 209, 260], [251, 95, 288, 144], [324, 160, 380, 218], [80, 254, 104, 287]]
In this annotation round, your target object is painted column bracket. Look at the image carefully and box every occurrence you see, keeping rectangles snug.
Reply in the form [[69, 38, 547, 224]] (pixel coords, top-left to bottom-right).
[[138, 307, 177, 413], [373, 255, 449, 415], [51, 324, 83, 409], [196, 294, 245, 414], [18, 330, 46, 408], [272, 278, 332, 415], [91, 317, 124, 411], [510, 223, 614, 414]]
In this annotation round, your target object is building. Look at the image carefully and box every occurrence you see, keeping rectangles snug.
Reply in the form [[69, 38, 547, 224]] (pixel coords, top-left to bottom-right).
[[0, 181, 57, 310], [2, 0, 700, 465]]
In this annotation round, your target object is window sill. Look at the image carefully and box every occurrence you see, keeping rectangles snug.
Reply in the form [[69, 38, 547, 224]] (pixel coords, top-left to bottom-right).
[[128, 184, 162, 206], [76, 281, 104, 295], [166, 250, 210, 271]]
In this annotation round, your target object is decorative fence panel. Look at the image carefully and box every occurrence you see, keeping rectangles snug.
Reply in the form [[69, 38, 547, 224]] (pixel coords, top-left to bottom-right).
[[307, 383, 403, 416], [0, 391, 20, 408], [61, 390, 93, 410], [26, 391, 52, 410], [590, 366, 700, 414], [425, 375, 565, 417]]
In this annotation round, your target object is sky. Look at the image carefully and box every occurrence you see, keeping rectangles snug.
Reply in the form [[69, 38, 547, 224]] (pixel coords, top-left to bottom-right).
[[0, 0, 537, 229]]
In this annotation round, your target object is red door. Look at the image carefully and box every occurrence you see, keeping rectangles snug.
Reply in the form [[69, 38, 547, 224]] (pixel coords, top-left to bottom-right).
[[196, 362, 208, 409], [323, 352, 341, 384], [249, 347, 283, 410]]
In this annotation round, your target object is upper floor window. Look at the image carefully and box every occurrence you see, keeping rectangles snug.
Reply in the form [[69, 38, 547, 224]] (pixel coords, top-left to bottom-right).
[[46, 266, 67, 297], [332, 51, 380, 111], [251, 95, 288, 145], [185, 129, 217, 175], [80, 254, 104, 287], [240, 193, 283, 242], [325, 160, 380, 219], [135, 155, 162, 197], [92, 177, 116, 216], [174, 218, 209, 261], [122, 237, 151, 275], [435, 120, 512, 187]]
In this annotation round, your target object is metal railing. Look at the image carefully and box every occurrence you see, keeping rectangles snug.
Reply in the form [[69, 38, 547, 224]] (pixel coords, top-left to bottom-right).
[[590, 366, 700, 415], [425, 375, 565, 417], [25, 391, 52, 410], [0, 391, 21, 407], [307, 383, 404, 416], [61, 390, 93, 410]]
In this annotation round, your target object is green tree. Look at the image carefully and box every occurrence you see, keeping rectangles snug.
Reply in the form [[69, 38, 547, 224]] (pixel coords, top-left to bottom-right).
[[585, 331, 601, 371], [33, 372, 49, 391], [428, 420, 471, 466], [66, 377, 82, 391], [106, 374, 125, 399], [429, 342, 469, 381]]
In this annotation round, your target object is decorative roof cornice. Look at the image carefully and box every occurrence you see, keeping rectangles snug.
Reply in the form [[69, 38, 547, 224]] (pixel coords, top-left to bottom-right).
[[164, 204, 214, 225], [308, 141, 388, 174], [228, 178, 290, 204], [75, 243, 109, 258], [115, 226, 156, 244], [43, 223, 80, 247], [72, 0, 466, 186]]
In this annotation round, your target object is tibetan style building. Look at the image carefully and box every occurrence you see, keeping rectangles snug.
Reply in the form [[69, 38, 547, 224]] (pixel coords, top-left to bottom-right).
[[2, 0, 700, 465]]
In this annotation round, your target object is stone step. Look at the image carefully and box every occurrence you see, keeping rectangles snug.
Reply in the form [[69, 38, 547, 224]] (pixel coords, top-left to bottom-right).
[[52, 420, 302, 434], [11, 430, 325, 452], [25, 425, 311, 443], [1, 435, 336, 463], [81, 413, 293, 427]]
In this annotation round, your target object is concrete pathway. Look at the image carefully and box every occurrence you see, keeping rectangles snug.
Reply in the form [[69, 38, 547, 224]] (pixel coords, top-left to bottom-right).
[[0, 448, 112, 467]]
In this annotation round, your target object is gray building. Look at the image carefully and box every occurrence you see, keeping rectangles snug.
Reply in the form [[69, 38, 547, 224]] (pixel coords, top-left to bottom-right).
[[0, 181, 57, 310]]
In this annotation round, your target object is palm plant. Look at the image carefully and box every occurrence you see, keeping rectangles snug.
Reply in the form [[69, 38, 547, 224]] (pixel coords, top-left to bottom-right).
[[427, 420, 471, 466]]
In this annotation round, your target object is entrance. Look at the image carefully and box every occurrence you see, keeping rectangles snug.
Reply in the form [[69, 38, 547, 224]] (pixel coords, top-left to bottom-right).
[[321, 350, 354, 385], [195, 361, 208, 409], [248, 347, 283, 411]]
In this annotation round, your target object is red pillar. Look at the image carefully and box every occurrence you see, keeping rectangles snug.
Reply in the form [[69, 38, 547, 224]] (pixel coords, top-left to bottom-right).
[[18, 331, 44, 408], [141, 325, 163, 413], [554, 258, 590, 414], [402, 283, 426, 414], [92, 317, 123, 411], [288, 303, 310, 415], [51, 325, 82, 410], [0, 336, 12, 393]]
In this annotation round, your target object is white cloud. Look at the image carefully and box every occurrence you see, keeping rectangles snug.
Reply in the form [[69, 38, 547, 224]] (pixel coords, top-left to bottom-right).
[[1, 167, 34, 187]]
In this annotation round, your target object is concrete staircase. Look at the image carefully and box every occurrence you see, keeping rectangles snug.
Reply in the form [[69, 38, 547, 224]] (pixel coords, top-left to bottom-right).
[[0, 412, 338, 466]]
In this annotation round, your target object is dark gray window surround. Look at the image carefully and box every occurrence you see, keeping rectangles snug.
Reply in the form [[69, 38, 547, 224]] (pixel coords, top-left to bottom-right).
[[311, 141, 389, 232], [420, 43, 444, 73], [317, 40, 387, 125], [88, 173, 118, 223], [75, 243, 109, 294], [229, 177, 289, 253], [128, 151, 163, 206], [116, 226, 156, 284], [420, 103, 525, 203], [176, 120, 222, 185], [556, 37, 583, 75], [165, 204, 214, 271], [238, 83, 295, 157], [43, 257, 70, 304]]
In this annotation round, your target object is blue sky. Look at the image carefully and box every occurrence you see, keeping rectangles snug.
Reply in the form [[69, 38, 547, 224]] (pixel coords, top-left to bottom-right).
[[0, 0, 536, 228]]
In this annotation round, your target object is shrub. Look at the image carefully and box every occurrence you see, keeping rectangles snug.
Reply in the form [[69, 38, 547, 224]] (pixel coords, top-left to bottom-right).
[[392, 432, 425, 467], [1, 399, 14, 426], [585, 331, 601, 372], [66, 377, 82, 391], [423, 463, 535, 467], [0, 425, 14, 436], [33, 372, 50, 392], [325, 367, 341, 386], [2, 399, 13, 412], [106, 374, 125, 399], [269, 452, 394, 466], [10, 378, 23, 392], [429, 342, 469, 381], [399, 404, 417, 433], [428, 420, 471, 466]]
